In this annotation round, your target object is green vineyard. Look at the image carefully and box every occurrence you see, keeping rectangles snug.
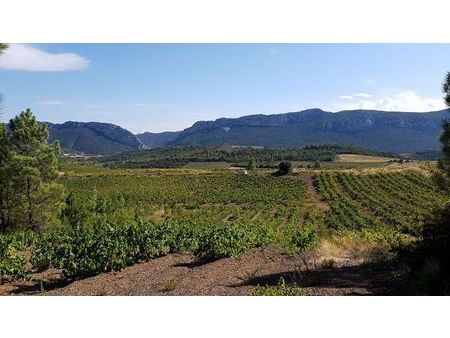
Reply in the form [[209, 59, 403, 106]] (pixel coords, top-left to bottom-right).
[[315, 171, 446, 242], [1, 163, 448, 285]]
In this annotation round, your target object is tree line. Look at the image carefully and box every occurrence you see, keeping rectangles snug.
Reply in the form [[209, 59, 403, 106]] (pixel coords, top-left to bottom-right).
[[99, 143, 394, 169]]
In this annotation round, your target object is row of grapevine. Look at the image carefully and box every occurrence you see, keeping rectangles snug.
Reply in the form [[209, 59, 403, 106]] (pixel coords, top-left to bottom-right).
[[60, 173, 308, 207], [315, 171, 446, 237], [1, 169, 316, 283]]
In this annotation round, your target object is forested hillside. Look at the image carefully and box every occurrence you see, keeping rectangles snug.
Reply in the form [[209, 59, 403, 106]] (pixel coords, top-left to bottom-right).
[[45, 109, 448, 155], [167, 109, 449, 153], [47, 121, 144, 155], [136, 131, 181, 148]]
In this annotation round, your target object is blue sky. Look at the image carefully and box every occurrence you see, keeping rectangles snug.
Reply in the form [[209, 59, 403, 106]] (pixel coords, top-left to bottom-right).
[[0, 44, 449, 133]]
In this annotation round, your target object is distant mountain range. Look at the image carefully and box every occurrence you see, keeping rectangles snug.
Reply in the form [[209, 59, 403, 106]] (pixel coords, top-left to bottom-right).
[[46, 108, 449, 155], [136, 131, 181, 148], [47, 121, 144, 155]]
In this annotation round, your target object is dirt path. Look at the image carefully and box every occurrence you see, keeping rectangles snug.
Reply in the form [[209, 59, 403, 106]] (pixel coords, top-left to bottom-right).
[[288, 172, 329, 211], [0, 246, 405, 296]]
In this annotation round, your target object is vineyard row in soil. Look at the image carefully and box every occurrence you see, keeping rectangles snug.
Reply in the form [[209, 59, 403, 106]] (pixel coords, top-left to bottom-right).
[[0, 163, 447, 295]]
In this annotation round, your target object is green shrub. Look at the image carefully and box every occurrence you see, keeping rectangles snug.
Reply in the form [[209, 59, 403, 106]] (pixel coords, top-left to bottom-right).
[[0, 231, 34, 284], [291, 222, 318, 252], [31, 222, 171, 278], [0, 231, 36, 284], [163, 222, 200, 253], [0, 230, 38, 259], [29, 219, 276, 278], [252, 277, 306, 296], [0, 256, 29, 284], [274, 161, 293, 176], [61, 193, 130, 227], [194, 223, 267, 260]]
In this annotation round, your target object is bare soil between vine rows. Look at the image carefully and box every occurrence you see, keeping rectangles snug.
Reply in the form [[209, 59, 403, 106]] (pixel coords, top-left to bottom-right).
[[0, 246, 406, 296]]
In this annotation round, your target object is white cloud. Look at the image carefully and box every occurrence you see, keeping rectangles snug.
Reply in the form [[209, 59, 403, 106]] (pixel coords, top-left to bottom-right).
[[339, 93, 372, 100], [354, 92, 372, 98], [335, 90, 446, 112], [0, 44, 89, 71]]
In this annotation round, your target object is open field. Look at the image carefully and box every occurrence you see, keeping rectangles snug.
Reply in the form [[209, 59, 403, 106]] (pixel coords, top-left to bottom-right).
[[293, 160, 393, 170], [1, 159, 447, 296], [183, 161, 232, 170], [335, 154, 395, 162]]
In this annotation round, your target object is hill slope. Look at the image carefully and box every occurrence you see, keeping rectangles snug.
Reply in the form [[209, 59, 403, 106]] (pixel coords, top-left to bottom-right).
[[168, 109, 449, 153], [136, 131, 181, 148], [47, 121, 144, 155]]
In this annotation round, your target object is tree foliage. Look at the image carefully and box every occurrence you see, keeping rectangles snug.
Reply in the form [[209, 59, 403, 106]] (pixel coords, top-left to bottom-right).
[[0, 109, 66, 232], [435, 73, 450, 194], [0, 44, 7, 55], [405, 73, 450, 295], [433, 72, 450, 189], [100, 144, 393, 169], [274, 161, 293, 176], [247, 157, 257, 170], [0, 43, 8, 117]]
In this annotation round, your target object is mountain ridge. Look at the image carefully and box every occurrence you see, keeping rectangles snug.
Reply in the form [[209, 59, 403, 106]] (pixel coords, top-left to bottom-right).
[[166, 108, 449, 153], [46, 121, 145, 155], [136, 131, 181, 148], [45, 108, 449, 155]]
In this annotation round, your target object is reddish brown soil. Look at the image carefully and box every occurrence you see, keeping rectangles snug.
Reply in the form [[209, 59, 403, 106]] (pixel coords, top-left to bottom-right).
[[0, 246, 404, 296]]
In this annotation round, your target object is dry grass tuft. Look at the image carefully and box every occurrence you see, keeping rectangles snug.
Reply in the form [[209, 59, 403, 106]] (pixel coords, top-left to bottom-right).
[[319, 237, 379, 261]]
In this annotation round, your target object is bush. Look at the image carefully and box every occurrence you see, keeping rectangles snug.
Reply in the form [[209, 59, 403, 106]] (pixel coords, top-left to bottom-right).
[[252, 277, 306, 296], [404, 205, 450, 295], [247, 158, 257, 170], [31, 222, 171, 278], [0, 231, 33, 284], [0, 256, 29, 284], [194, 223, 268, 261], [61, 193, 129, 227], [274, 161, 293, 176], [29, 220, 275, 278], [291, 222, 318, 252], [163, 222, 200, 253]]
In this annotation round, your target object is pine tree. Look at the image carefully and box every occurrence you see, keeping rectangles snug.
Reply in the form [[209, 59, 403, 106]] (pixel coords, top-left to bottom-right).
[[412, 73, 450, 294], [0, 109, 66, 231], [438, 72, 450, 183]]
